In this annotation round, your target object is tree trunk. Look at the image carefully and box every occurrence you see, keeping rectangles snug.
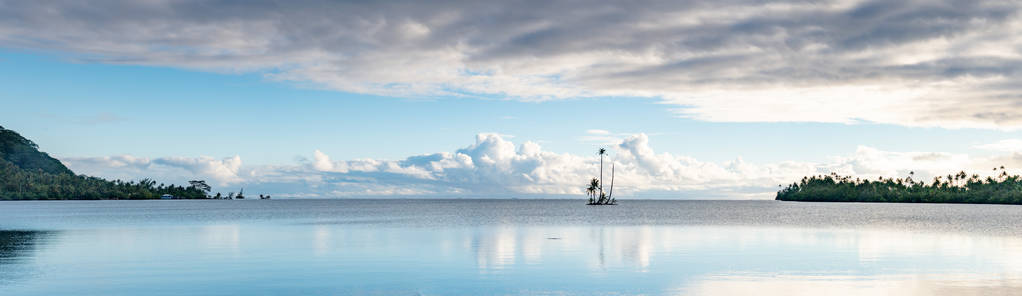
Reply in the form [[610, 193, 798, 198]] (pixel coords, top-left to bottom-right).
[[608, 163, 614, 203], [599, 154, 604, 198]]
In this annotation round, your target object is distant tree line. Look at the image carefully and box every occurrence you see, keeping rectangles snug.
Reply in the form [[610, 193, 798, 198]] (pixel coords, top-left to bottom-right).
[[777, 167, 1022, 204]]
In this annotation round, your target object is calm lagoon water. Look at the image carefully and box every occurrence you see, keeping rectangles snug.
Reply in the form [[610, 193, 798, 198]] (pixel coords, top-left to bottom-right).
[[3, 199, 1022, 295]]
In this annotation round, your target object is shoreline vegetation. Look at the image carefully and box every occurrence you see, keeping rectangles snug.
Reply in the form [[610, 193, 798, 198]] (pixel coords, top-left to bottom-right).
[[0, 125, 219, 200], [777, 168, 1022, 204]]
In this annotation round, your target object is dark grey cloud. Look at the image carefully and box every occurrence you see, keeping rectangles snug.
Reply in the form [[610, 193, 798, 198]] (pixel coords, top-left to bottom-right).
[[2, 0, 1021, 128]]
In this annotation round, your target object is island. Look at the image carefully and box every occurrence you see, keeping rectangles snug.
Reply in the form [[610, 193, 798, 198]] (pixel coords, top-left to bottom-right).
[[584, 148, 617, 205], [0, 125, 210, 200], [776, 170, 1022, 204]]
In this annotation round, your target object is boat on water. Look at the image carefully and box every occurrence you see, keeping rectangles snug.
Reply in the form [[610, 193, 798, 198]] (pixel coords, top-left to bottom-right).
[[235, 189, 245, 200]]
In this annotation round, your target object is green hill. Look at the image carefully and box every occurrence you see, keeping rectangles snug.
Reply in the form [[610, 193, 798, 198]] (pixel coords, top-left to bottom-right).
[[0, 125, 210, 200], [0, 126, 73, 175]]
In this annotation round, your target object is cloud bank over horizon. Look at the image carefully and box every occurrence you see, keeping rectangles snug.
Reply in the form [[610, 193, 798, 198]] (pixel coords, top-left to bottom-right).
[[2, 0, 1022, 129], [59, 133, 1022, 199]]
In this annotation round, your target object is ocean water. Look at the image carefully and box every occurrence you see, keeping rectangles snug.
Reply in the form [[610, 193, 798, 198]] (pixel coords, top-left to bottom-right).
[[2, 199, 1022, 295]]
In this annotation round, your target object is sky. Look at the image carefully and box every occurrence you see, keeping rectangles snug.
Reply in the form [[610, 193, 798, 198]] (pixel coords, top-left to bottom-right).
[[3, 0, 1022, 199]]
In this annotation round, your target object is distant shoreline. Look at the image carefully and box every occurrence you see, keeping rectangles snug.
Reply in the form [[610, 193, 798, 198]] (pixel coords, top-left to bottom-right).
[[777, 171, 1022, 205], [777, 200, 1022, 206]]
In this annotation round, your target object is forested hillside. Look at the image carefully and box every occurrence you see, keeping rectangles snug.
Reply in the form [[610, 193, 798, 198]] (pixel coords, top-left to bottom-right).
[[0, 126, 209, 200]]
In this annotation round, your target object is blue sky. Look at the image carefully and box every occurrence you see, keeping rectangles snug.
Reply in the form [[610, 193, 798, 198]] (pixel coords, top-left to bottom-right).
[[3, 0, 1022, 198]]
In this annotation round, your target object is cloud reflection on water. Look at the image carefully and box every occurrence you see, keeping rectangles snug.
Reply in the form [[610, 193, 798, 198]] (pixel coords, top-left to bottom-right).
[[462, 225, 1022, 294]]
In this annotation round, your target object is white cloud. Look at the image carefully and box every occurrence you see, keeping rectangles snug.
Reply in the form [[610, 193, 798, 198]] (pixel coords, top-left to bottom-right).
[[62, 155, 243, 186], [63, 155, 152, 169], [579, 129, 639, 145], [152, 156, 243, 184], [975, 139, 1022, 153], [311, 149, 338, 172], [2, 1, 1022, 129], [58, 133, 1022, 199]]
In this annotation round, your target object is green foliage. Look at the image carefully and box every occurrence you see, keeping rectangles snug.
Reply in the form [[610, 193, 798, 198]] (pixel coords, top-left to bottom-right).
[[0, 125, 209, 200], [776, 169, 1022, 204]]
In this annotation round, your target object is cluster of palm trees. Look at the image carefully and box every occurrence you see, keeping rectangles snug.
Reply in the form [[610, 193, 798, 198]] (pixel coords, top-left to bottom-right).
[[585, 148, 616, 205], [776, 166, 1022, 204]]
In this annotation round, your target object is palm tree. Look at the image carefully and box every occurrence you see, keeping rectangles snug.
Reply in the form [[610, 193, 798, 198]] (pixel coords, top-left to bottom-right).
[[583, 148, 618, 205], [598, 148, 606, 198], [586, 178, 600, 204]]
